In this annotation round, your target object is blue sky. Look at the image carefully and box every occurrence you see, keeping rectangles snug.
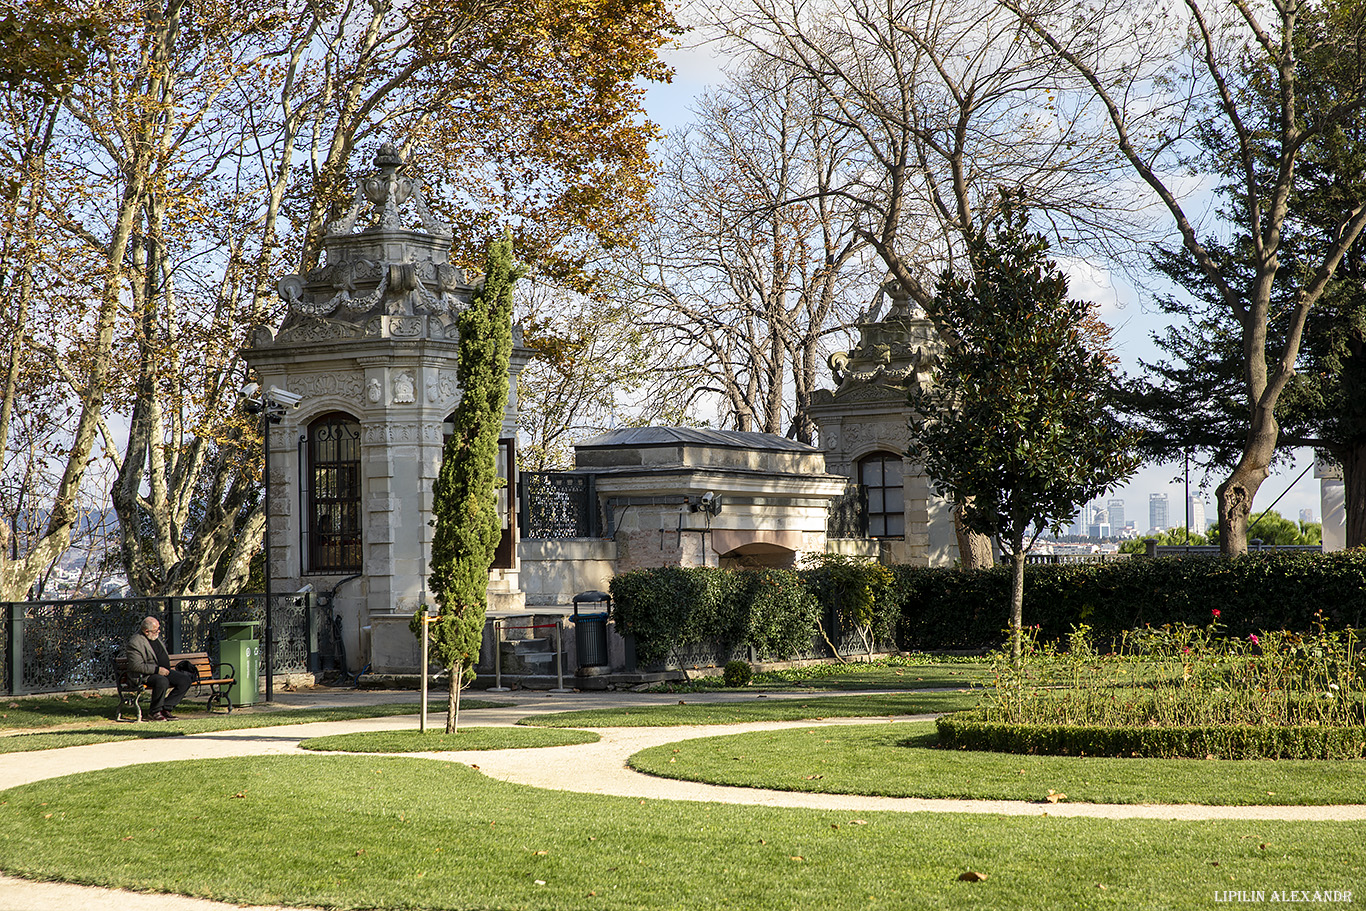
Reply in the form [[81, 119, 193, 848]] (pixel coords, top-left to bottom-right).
[[639, 39, 1327, 531]]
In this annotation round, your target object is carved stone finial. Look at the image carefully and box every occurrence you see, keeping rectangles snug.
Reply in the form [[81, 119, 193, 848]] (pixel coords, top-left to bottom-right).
[[374, 143, 404, 169]]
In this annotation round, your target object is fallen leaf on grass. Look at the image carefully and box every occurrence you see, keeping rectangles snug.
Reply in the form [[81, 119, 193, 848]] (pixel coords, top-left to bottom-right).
[[1044, 790, 1066, 803], [958, 871, 988, 882], [790, 856, 804, 862], [534, 880, 546, 886], [803, 775, 824, 780]]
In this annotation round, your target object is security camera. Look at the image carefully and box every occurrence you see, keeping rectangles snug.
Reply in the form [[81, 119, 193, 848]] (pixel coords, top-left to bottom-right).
[[701, 491, 715, 505], [266, 386, 304, 408], [240, 381, 260, 398]]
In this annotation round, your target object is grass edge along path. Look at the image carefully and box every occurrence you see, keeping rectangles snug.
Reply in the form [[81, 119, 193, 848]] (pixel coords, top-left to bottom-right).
[[0, 755, 1361, 911], [299, 727, 599, 753], [520, 691, 980, 728], [0, 700, 511, 754], [628, 721, 1366, 807]]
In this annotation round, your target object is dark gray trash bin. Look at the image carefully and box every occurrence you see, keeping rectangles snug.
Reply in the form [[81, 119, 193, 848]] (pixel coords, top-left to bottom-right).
[[571, 590, 611, 668]]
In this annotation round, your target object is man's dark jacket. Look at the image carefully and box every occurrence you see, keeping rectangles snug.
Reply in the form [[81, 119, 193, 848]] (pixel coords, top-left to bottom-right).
[[122, 632, 169, 677]]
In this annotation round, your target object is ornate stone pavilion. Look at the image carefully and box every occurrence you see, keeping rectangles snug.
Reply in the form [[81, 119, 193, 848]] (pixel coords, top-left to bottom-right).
[[242, 145, 530, 673], [808, 288, 962, 565]]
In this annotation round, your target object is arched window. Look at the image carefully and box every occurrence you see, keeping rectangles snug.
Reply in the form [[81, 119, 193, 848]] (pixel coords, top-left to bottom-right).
[[307, 413, 362, 572], [858, 452, 905, 538]]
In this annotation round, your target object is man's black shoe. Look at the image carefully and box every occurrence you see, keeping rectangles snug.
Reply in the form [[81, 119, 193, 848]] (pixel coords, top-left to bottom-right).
[[160, 710, 178, 721]]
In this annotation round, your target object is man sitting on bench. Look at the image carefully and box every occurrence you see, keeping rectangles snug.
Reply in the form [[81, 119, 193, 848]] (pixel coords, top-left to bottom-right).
[[121, 616, 191, 721]]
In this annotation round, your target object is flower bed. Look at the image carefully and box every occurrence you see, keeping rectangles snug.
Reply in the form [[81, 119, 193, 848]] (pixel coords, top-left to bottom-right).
[[947, 614, 1366, 758]]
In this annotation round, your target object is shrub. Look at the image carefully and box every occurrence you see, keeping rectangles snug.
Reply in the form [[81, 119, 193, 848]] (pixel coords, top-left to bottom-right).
[[609, 567, 819, 667], [800, 554, 897, 653], [723, 660, 753, 687]]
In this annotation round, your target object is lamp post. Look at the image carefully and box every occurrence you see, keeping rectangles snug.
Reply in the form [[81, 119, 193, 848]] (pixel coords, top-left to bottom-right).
[[243, 382, 304, 702]]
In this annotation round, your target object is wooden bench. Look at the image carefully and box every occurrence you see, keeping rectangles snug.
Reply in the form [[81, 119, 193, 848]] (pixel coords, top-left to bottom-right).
[[114, 652, 236, 722]]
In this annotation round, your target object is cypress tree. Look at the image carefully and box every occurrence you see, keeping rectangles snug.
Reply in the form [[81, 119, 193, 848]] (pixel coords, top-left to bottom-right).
[[418, 234, 521, 733]]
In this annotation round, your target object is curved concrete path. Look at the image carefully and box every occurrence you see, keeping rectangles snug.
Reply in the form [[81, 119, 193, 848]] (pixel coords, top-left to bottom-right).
[[2, 688, 1364, 910]]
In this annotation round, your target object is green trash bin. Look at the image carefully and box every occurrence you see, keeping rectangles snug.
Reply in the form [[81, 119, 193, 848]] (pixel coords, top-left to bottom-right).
[[220, 621, 260, 707]]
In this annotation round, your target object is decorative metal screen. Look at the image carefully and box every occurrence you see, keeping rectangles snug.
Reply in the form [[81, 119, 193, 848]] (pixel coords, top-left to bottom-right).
[[3, 594, 326, 696], [827, 484, 870, 539], [520, 472, 599, 539]]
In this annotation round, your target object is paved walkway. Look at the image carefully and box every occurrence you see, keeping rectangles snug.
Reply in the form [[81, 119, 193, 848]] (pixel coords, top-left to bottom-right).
[[2, 687, 1363, 911]]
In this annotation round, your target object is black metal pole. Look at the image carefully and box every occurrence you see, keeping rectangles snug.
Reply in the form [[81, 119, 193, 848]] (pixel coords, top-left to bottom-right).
[[1184, 452, 1190, 545], [263, 404, 274, 703]]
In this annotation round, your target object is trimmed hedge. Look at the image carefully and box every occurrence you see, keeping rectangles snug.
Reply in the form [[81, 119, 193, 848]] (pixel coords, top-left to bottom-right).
[[610, 567, 818, 667], [609, 553, 1366, 666], [894, 552, 1366, 651], [935, 710, 1366, 760]]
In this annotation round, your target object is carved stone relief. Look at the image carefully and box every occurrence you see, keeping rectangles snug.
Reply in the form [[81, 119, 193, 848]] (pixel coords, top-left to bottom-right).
[[291, 373, 365, 403], [424, 369, 460, 404], [362, 423, 424, 444], [389, 316, 424, 338], [393, 371, 416, 403]]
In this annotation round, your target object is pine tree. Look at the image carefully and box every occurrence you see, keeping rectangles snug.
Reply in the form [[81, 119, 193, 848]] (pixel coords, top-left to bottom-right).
[[418, 235, 521, 733]]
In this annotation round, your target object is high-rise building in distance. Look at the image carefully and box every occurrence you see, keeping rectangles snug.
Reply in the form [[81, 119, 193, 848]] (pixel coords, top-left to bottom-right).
[[1107, 498, 1125, 533], [1188, 496, 1206, 534], [1300, 508, 1316, 524], [1150, 492, 1169, 532]]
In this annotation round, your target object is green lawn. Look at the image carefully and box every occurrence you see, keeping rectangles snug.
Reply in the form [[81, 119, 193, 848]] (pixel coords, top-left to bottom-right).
[[629, 722, 1366, 806], [0, 700, 508, 754], [300, 727, 599, 752], [522, 691, 980, 728], [0, 756, 1361, 910]]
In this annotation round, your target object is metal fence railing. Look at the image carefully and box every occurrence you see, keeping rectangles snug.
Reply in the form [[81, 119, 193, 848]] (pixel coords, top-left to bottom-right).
[[1025, 552, 1132, 565], [826, 484, 869, 539], [2, 593, 335, 696], [519, 472, 601, 539]]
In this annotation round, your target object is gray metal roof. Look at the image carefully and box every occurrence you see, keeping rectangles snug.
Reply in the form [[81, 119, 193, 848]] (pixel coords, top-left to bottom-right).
[[577, 426, 819, 453]]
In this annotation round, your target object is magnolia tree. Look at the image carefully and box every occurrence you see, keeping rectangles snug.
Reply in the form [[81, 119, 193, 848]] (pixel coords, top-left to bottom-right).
[[908, 203, 1140, 664], [415, 236, 520, 733]]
